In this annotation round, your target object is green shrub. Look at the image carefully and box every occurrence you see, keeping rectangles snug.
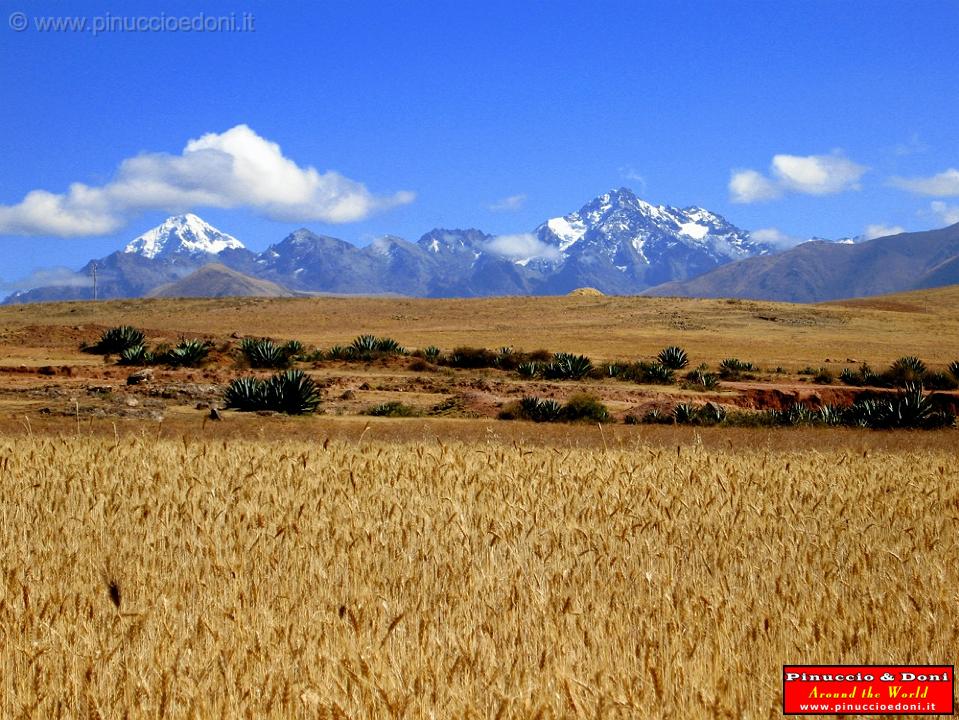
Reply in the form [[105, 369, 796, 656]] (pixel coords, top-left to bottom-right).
[[923, 371, 958, 391], [445, 346, 497, 369], [90, 325, 145, 354], [408, 358, 434, 372], [561, 393, 610, 422], [813, 367, 834, 385], [658, 346, 689, 370], [422, 346, 441, 362]]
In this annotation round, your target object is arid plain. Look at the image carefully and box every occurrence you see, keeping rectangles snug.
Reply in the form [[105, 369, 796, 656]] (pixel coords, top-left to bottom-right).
[[1, 289, 957, 717]]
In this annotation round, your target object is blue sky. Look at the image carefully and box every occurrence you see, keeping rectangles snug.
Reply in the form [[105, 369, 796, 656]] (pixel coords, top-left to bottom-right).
[[1, 0, 958, 284]]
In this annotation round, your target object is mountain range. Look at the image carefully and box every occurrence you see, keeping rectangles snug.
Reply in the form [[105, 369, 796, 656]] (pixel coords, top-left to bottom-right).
[[4, 187, 958, 303], [645, 223, 959, 302]]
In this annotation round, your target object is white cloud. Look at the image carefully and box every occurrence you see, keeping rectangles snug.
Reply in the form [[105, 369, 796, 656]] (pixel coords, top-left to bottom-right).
[[619, 166, 648, 193], [749, 227, 805, 249], [930, 201, 959, 226], [484, 233, 562, 262], [729, 152, 867, 203], [889, 133, 929, 157], [1, 266, 93, 292], [889, 168, 959, 196], [488, 194, 527, 212], [0, 124, 415, 237], [729, 170, 782, 203], [863, 224, 905, 240]]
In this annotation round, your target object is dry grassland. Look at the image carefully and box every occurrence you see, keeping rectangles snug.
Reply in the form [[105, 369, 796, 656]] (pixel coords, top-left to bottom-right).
[[2, 436, 957, 718], [2, 283, 958, 368]]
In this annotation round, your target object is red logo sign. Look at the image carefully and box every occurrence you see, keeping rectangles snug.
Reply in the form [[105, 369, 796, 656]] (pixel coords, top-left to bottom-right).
[[783, 665, 954, 715]]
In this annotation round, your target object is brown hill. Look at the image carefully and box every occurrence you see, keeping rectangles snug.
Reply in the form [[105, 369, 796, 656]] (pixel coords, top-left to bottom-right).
[[644, 223, 959, 302], [147, 263, 293, 299]]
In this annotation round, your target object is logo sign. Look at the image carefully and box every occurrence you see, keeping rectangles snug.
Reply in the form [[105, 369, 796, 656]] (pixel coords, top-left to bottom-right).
[[783, 665, 954, 715]]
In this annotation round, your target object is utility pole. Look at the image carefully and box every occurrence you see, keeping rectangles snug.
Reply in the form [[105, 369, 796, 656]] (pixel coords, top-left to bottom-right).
[[92, 262, 98, 301]]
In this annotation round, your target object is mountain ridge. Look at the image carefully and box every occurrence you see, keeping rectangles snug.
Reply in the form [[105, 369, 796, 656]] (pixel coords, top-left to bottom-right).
[[643, 223, 959, 302], [5, 188, 953, 303]]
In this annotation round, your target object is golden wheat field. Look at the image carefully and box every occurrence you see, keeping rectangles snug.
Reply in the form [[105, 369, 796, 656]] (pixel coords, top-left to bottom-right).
[[2, 435, 957, 718]]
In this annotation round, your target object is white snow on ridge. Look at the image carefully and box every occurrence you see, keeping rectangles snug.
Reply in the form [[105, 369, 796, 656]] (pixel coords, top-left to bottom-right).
[[124, 213, 244, 259], [677, 221, 709, 240], [546, 216, 587, 251]]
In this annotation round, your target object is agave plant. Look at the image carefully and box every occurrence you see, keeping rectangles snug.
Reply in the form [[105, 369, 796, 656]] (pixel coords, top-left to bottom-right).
[[326, 345, 349, 360], [91, 325, 145, 354], [816, 404, 844, 426], [164, 339, 211, 367], [687, 367, 720, 390], [542, 352, 593, 380], [891, 382, 935, 428], [241, 338, 283, 367], [700, 402, 727, 424], [350, 334, 380, 358], [241, 338, 291, 369], [493, 346, 516, 369], [767, 403, 815, 426], [642, 409, 671, 424], [517, 362, 539, 378], [673, 403, 698, 425], [423, 346, 441, 362], [605, 363, 625, 378], [224, 376, 266, 411], [519, 397, 563, 423], [888, 356, 927, 386], [642, 363, 675, 385], [262, 370, 321, 415], [118, 344, 154, 366], [949, 361, 959, 381], [719, 358, 753, 378], [845, 399, 892, 428], [658, 346, 689, 370], [374, 337, 405, 355], [839, 367, 861, 386], [281, 339, 304, 358]]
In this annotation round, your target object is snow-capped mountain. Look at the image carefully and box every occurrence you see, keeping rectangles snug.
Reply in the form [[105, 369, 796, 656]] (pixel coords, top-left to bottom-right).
[[124, 214, 245, 259], [12, 189, 898, 303], [531, 188, 772, 291]]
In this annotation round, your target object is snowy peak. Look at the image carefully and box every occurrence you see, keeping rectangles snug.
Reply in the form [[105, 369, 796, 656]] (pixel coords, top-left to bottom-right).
[[537, 188, 772, 263], [124, 214, 245, 259]]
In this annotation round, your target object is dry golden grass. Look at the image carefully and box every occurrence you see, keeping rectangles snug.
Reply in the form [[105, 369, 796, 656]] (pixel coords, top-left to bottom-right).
[[2, 283, 959, 368], [2, 436, 957, 718]]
